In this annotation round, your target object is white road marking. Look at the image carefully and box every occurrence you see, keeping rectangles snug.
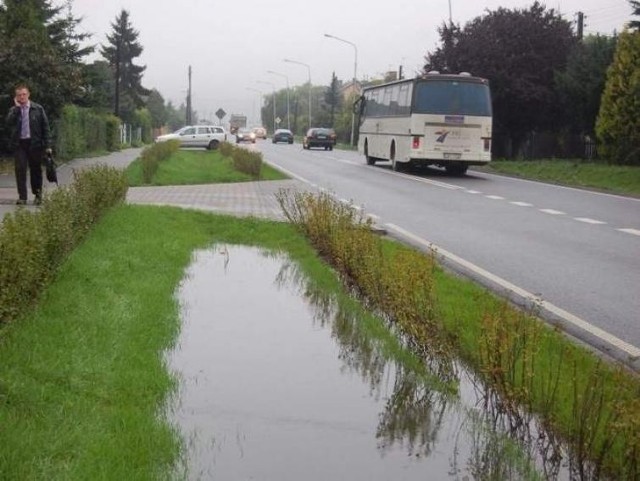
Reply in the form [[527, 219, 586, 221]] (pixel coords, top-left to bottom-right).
[[385, 223, 640, 359], [486, 195, 504, 200], [511, 201, 533, 207], [466, 190, 482, 194], [618, 228, 640, 236], [540, 209, 565, 215], [575, 217, 606, 225]]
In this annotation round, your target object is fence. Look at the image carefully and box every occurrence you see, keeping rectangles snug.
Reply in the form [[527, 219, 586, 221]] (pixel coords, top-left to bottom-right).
[[119, 124, 142, 146]]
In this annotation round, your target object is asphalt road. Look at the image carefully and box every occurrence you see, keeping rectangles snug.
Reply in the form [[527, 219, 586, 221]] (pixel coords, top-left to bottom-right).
[[257, 141, 640, 367]]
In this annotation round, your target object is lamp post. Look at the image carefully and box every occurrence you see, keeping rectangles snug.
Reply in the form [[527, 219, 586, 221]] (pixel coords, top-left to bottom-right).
[[267, 70, 290, 131], [256, 80, 276, 134], [246, 87, 263, 126], [284, 58, 312, 131], [324, 33, 358, 146]]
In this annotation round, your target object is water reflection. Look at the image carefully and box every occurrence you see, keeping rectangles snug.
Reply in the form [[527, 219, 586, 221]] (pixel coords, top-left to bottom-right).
[[167, 245, 578, 480]]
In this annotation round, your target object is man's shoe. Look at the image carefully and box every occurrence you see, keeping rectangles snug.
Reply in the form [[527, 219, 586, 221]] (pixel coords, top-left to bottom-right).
[[15, 199, 26, 205], [34, 195, 42, 206]]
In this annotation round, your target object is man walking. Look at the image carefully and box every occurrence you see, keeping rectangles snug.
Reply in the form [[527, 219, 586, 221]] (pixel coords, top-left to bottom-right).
[[5, 83, 52, 205]]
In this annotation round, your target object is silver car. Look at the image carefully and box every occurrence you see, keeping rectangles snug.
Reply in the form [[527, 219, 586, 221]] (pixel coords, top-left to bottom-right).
[[155, 125, 227, 150]]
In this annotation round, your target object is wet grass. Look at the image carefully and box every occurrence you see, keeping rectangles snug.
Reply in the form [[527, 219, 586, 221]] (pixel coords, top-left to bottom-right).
[[125, 149, 287, 186], [480, 159, 640, 196], [0, 204, 430, 480]]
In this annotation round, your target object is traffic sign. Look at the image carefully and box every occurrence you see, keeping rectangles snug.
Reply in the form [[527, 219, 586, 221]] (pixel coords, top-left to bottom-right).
[[215, 108, 226, 120], [275, 117, 281, 125]]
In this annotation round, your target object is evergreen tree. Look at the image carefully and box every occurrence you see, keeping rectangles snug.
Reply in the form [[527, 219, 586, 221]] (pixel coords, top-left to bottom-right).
[[595, 30, 640, 165], [100, 9, 148, 121], [630, 0, 640, 31], [324, 72, 341, 127], [0, 0, 91, 117]]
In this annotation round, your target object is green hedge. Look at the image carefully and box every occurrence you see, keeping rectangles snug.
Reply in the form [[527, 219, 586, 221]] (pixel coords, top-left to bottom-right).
[[53, 105, 122, 161], [139, 140, 181, 184], [0, 165, 128, 324]]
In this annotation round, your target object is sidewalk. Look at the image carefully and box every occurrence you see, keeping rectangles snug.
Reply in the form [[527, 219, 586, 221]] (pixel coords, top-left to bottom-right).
[[1, 148, 309, 221]]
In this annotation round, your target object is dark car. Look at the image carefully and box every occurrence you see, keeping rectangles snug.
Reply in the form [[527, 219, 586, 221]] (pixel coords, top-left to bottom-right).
[[303, 128, 336, 150], [272, 129, 294, 144]]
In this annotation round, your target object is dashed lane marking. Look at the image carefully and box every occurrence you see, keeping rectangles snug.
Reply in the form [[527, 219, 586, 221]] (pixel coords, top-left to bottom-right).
[[511, 201, 533, 207], [618, 228, 640, 236], [486, 195, 504, 200], [540, 209, 566, 215], [575, 217, 607, 225]]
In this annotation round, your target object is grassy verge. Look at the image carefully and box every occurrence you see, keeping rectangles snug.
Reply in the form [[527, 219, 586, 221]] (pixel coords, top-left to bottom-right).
[[0, 204, 427, 479], [481, 160, 640, 196], [125, 149, 287, 186]]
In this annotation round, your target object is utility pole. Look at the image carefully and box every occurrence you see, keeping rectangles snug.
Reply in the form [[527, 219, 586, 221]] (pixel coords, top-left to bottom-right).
[[577, 11, 584, 40], [114, 37, 121, 118], [186, 65, 192, 125]]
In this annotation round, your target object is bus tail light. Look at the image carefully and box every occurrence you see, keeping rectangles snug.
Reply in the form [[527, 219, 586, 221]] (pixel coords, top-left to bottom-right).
[[412, 136, 420, 149], [483, 138, 491, 152]]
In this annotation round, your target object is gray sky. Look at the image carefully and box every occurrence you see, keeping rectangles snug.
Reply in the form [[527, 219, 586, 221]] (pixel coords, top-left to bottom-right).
[[67, 0, 631, 125]]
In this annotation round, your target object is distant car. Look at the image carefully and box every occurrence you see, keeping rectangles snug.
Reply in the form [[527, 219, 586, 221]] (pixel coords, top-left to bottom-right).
[[236, 128, 256, 143], [303, 128, 337, 150], [155, 125, 227, 150], [272, 129, 294, 144], [252, 127, 267, 139]]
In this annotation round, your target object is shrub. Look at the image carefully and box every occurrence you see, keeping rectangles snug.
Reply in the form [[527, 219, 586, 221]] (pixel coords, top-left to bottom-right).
[[217, 142, 263, 178], [139, 140, 180, 184], [0, 165, 128, 324]]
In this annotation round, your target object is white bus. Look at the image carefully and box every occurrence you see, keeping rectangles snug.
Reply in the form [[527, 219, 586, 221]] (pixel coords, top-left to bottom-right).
[[355, 72, 492, 175]]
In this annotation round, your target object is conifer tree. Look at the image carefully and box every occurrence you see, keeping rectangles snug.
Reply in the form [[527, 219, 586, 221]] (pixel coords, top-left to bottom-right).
[[595, 30, 640, 165], [100, 9, 148, 121]]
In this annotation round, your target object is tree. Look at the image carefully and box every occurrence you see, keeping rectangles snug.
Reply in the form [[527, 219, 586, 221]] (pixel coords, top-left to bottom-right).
[[77, 61, 113, 111], [595, 30, 640, 165], [100, 9, 148, 121], [630, 0, 640, 31], [424, 2, 576, 156], [324, 72, 342, 127], [555, 34, 617, 137], [0, 0, 92, 117], [146, 89, 167, 129]]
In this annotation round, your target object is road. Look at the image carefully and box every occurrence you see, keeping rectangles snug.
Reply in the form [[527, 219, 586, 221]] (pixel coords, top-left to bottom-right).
[[257, 141, 640, 367]]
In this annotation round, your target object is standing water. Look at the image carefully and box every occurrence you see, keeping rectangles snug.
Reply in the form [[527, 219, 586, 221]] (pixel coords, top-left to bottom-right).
[[167, 245, 576, 480]]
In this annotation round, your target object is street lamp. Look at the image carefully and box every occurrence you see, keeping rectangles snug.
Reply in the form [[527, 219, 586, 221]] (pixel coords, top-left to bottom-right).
[[284, 58, 312, 130], [256, 80, 276, 134], [246, 87, 263, 126], [324, 33, 358, 146], [267, 70, 290, 131]]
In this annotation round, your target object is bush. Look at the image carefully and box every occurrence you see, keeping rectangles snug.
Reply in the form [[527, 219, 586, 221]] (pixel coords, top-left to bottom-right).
[[140, 140, 180, 184], [0, 165, 128, 324], [54, 106, 122, 161], [218, 141, 263, 178]]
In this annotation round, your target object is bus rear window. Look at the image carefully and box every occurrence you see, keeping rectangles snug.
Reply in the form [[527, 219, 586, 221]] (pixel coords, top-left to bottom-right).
[[413, 80, 492, 116]]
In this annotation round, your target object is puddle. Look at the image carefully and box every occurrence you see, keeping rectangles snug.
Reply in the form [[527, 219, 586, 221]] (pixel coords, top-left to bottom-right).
[[167, 245, 579, 480]]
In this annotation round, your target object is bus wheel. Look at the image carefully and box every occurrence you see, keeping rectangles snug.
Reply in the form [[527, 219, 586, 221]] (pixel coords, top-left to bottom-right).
[[445, 163, 468, 176], [364, 142, 376, 165]]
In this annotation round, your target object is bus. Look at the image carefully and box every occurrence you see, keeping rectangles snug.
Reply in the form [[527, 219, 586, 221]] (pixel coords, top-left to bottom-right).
[[354, 72, 492, 175]]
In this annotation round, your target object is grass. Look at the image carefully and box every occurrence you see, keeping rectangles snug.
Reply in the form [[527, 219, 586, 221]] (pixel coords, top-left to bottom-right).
[[482, 159, 640, 196], [0, 204, 435, 479], [125, 149, 287, 186]]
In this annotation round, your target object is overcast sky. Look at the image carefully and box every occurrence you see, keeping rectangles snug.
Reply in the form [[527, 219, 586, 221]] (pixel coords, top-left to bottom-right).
[[67, 0, 631, 125]]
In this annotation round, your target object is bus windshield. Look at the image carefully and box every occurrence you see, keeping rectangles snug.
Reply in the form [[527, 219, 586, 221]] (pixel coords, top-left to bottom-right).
[[413, 80, 492, 117]]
